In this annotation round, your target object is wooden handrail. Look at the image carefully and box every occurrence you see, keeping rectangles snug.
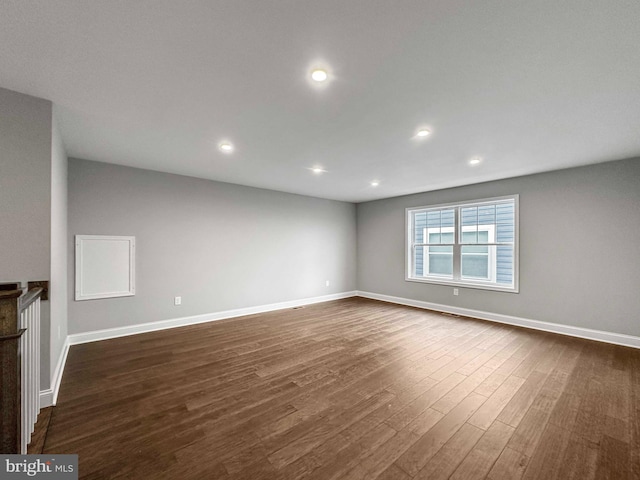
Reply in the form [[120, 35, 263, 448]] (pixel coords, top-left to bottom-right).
[[0, 289, 23, 300], [19, 288, 43, 312], [0, 329, 26, 342]]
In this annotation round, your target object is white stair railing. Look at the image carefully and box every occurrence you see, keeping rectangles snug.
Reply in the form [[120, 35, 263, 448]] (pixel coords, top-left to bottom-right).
[[19, 291, 42, 454]]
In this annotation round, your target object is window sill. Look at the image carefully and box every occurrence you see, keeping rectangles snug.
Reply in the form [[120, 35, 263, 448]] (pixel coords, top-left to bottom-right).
[[405, 276, 519, 293]]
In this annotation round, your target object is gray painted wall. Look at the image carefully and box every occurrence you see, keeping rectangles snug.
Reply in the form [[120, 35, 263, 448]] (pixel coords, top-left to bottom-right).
[[0, 87, 52, 283], [0, 87, 53, 388], [67, 158, 356, 334], [357, 158, 640, 337], [50, 111, 68, 380]]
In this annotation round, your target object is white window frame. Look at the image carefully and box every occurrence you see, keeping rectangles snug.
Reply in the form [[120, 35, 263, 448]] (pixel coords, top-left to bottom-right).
[[406, 195, 519, 293]]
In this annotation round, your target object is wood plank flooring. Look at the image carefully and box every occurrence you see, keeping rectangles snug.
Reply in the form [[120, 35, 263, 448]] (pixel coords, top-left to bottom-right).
[[43, 297, 640, 479], [27, 406, 53, 454]]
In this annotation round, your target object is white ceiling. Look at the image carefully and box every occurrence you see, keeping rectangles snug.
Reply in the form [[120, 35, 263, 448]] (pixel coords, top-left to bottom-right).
[[1, 1, 639, 202]]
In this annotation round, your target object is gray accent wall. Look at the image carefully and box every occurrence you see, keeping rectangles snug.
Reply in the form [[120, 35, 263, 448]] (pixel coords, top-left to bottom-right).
[[67, 159, 357, 335], [357, 158, 640, 337]]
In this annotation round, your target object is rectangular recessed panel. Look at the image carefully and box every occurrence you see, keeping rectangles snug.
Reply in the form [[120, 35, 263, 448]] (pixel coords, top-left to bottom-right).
[[75, 235, 135, 301]]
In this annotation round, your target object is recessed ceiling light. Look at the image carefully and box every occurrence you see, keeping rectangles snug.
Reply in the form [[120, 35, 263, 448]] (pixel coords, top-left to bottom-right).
[[311, 69, 328, 82], [469, 157, 482, 165], [416, 129, 431, 137], [219, 142, 234, 153], [311, 167, 326, 174], [370, 180, 380, 187]]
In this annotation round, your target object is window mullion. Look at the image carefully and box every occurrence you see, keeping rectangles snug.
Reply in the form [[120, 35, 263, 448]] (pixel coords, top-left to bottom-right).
[[453, 207, 461, 280]]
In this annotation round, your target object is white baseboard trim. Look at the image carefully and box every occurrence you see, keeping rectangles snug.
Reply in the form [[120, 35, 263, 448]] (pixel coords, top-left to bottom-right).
[[68, 291, 359, 346], [39, 390, 53, 409], [40, 337, 70, 407], [357, 291, 640, 349]]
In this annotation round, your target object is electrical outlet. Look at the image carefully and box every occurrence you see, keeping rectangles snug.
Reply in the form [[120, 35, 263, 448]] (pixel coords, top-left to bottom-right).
[[453, 288, 459, 296], [174, 296, 182, 306], [325, 280, 330, 287]]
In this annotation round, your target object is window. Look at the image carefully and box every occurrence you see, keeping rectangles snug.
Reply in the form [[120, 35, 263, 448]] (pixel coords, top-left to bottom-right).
[[407, 195, 518, 292]]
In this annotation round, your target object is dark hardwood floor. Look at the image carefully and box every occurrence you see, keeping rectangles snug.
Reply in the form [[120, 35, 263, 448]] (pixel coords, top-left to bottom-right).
[[27, 406, 53, 454], [43, 297, 640, 479]]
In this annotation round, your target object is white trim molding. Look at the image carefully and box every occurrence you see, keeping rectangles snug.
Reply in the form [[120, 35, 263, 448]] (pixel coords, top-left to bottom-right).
[[40, 337, 70, 408], [75, 235, 136, 301], [357, 291, 640, 349], [68, 291, 358, 346]]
